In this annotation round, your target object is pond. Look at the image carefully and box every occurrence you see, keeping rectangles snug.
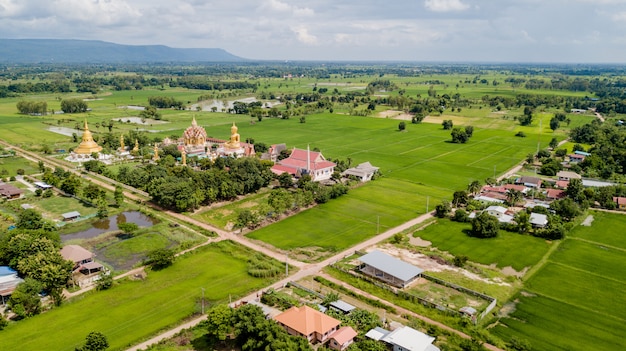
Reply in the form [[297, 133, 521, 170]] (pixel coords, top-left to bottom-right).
[[61, 211, 158, 242]]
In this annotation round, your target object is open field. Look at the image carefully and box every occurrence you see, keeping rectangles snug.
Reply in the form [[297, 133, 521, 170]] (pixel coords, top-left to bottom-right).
[[411, 219, 552, 272], [492, 212, 626, 350], [0, 156, 38, 177], [0, 241, 284, 351]]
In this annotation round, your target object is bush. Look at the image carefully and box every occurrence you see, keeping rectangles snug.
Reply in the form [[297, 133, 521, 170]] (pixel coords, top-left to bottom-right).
[[95, 272, 113, 291], [144, 248, 175, 270], [515, 131, 526, 137]]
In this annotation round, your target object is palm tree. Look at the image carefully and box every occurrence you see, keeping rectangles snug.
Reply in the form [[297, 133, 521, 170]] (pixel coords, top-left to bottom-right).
[[467, 180, 482, 195], [507, 189, 524, 206]]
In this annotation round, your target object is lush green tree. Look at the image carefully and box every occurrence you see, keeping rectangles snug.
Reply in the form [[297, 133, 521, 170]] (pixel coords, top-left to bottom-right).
[[549, 137, 559, 149], [550, 117, 560, 131], [514, 210, 531, 234], [83, 183, 105, 201], [268, 188, 293, 215], [451, 127, 469, 143], [235, 209, 261, 230], [8, 278, 42, 318], [95, 272, 113, 291], [453, 208, 469, 222], [78, 331, 109, 351], [277, 172, 293, 188], [139, 105, 161, 120], [145, 248, 175, 270], [550, 198, 581, 221], [465, 125, 474, 138], [205, 304, 234, 341], [453, 190, 469, 207], [96, 197, 109, 219], [470, 212, 500, 238], [16, 209, 44, 230], [60, 98, 88, 113], [467, 180, 481, 195], [442, 119, 453, 130], [60, 174, 82, 195], [114, 186, 124, 207], [435, 200, 451, 218], [322, 292, 340, 307], [398, 121, 406, 131], [0, 312, 8, 330], [565, 178, 584, 203]]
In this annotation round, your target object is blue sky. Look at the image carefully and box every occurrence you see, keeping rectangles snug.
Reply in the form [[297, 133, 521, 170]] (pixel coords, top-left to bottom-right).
[[1, 0, 626, 62]]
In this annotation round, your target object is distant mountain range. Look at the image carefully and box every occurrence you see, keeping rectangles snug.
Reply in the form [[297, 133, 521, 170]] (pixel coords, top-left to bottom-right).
[[0, 39, 245, 63]]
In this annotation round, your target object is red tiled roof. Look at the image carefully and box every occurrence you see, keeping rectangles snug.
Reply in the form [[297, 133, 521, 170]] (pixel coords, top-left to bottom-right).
[[481, 191, 508, 200], [482, 186, 506, 194], [278, 148, 336, 171], [504, 184, 526, 192], [555, 180, 569, 189], [271, 164, 297, 176], [546, 189, 566, 199], [274, 306, 340, 336]]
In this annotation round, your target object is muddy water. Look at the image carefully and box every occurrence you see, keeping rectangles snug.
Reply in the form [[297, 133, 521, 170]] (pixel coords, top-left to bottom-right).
[[61, 211, 157, 242]]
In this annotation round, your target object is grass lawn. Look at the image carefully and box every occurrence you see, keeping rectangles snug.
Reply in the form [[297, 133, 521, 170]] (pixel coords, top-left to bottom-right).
[[33, 194, 99, 220], [413, 219, 552, 271], [0, 156, 39, 177], [0, 240, 283, 351]]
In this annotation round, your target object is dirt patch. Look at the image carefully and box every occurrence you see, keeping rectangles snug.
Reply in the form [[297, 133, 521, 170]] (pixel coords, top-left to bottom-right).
[[290, 246, 329, 262], [501, 266, 528, 278], [520, 291, 536, 297], [422, 114, 468, 125], [377, 110, 413, 120], [581, 215, 594, 226], [498, 299, 518, 318], [409, 236, 432, 247], [375, 244, 510, 286]]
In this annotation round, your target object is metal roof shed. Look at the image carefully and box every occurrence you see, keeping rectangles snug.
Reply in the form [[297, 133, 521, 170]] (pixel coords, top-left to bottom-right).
[[329, 300, 356, 314], [358, 250, 424, 288]]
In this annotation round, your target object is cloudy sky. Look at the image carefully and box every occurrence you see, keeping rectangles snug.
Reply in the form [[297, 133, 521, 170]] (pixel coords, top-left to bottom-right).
[[1, 0, 625, 62]]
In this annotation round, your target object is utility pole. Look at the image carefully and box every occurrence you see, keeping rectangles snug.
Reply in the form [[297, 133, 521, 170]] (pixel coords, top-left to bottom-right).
[[201, 288, 205, 314], [285, 254, 289, 276], [377, 216, 380, 234]]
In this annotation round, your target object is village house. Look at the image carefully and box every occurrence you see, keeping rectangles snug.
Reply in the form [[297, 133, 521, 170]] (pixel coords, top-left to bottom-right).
[[0, 266, 24, 305], [516, 176, 541, 188], [557, 171, 582, 181], [530, 213, 549, 228], [0, 182, 24, 200], [61, 211, 81, 222], [60, 245, 103, 274], [342, 162, 379, 182], [545, 189, 566, 200], [366, 326, 440, 351], [328, 326, 358, 351], [567, 154, 585, 164], [274, 305, 346, 344]]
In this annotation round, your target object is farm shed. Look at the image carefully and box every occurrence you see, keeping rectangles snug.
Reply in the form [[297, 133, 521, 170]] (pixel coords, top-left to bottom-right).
[[61, 211, 81, 221], [358, 250, 423, 288]]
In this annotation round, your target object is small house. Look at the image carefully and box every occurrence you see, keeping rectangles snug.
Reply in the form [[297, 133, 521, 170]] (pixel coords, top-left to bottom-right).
[[329, 300, 356, 314], [568, 154, 585, 163], [0, 266, 24, 305], [342, 162, 379, 182], [484, 206, 513, 223], [365, 327, 390, 341], [516, 176, 541, 188], [34, 181, 53, 190], [61, 211, 81, 222], [530, 213, 548, 228], [545, 189, 566, 200]]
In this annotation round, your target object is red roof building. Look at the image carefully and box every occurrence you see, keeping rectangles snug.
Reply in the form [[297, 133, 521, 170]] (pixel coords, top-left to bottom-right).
[[613, 197, 626, 210], [274, 306, 341, 344], [546, 189, 566, 200], [328, 326, 358, 350], [271, 148, 336, 181]]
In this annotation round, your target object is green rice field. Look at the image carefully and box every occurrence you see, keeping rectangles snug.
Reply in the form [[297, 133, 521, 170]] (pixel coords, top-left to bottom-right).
[[0, 241, 282, 351], [492, 211, 626, 350]]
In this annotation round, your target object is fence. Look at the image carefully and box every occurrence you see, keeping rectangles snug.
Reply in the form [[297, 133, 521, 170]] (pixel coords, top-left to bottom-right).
[[331, 264, 498, 322], [287, 281, 325, 299]]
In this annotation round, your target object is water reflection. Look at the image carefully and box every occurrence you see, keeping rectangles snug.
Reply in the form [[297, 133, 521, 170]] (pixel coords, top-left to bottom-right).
[[62, 211, 157, 242]]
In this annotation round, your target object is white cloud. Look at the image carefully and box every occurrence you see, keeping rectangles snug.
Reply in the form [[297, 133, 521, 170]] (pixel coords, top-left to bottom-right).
[[262, 0, 314, 17], [424, 0, 470, 12], [292, 26, 318, 44], [53, 0, 141, 26], [611, 11, 626, 21]]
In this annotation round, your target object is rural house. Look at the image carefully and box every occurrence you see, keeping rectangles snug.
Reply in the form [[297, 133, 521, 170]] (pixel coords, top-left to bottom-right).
[[0, 266, 24, 305], [0, 183, 23, 200], [516, 176, 541, 188], [557, 171, 582, 181], [358, 250, 423, 288], [613, 197, 626, 210], [327, 326, 358, 351], [274, 305, 341, 344], [381, 326, 440, 351], [60, 245, 103, 274], [342, 162, 379, 182]]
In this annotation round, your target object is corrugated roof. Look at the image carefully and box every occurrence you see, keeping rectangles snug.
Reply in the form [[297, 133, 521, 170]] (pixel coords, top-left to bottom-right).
[[62, 211, 81, 219], [365, 327, 390, 341], [330, 300, 356, 313], [359, 250, 423, 281], [381, 326, 436, 351]]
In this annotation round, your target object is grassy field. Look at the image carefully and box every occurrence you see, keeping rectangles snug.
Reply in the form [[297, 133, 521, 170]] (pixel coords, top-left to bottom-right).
[[412, 219, 552, 271], [0, 156, 38, 177], [492, 212, 626, 350], [0, 240, 283, 351]]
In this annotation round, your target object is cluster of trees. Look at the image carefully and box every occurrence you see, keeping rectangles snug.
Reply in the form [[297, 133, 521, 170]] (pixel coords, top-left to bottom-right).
[[16, 101, 47, 115], [203, 304, 312, 351], [451, 126, 474, 144], [60, 98, 88, 113], [0, 210, 73, 316], [366, 79, 398, 93], [147, 96, 184, 109], [170, 78, 257, 91], [570, 121, 626, 180]]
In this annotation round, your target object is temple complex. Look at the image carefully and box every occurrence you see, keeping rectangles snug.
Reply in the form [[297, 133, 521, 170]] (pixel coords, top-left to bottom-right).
[[160, 118, 255, 161]]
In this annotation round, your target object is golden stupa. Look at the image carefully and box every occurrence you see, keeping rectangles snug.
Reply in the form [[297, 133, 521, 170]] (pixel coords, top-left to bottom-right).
[[224, 122, 241, 149], [74, 120, 103, 154]]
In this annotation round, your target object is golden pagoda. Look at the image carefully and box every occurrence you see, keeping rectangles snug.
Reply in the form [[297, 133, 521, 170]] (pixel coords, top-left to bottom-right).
[[119, 134, 125, 152], [132, 139, 139, 152], [74, 120, 102, 154], [181, 148, 187, 166], [224, 122, 241, 149]]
